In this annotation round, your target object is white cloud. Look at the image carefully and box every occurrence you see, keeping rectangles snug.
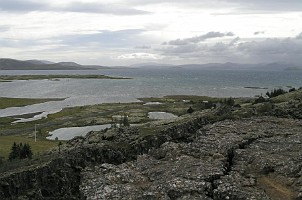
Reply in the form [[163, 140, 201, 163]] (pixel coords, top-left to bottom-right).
[[1, 0, 302, 65], [157, 33, 302, 64], [254, 31, 265, 35], [0, 0, 149, 15], [219, 0, 302, 12], [58, 2, 150, 15], [296, 33, 302, 39], [134, 45, 151, 49], [0, 25, 10, 32], [167, 32, 235, 46], [0, 0, 46, 12], [118, 53, 161, 60], [229, 37, 240, 46]]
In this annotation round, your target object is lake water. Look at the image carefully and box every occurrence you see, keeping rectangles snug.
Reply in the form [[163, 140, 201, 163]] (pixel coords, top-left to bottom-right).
[[148, 112, 178, 120], [46, 124, 111, 140], [1, 68, 301, 118]]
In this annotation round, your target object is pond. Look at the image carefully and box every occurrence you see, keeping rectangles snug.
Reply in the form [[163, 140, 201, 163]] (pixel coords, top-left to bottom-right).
[[143, 102, 163, 105], [148, 112, 178, 120], [12, 110, 61, 123], [46, 124, 111, 140]]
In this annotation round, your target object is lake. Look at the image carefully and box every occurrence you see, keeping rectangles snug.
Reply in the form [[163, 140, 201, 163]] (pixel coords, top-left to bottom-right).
[[46, 124, 112, 140], [1, 68, 301, 118]]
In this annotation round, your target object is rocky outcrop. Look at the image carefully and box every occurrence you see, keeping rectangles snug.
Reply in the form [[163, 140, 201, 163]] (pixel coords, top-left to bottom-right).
[[0, 116, 210, 199], [0, 158, 85, 199], [81, 117, 302, 200], [272, 100, 302, 119], [1, 116, 302, 199]]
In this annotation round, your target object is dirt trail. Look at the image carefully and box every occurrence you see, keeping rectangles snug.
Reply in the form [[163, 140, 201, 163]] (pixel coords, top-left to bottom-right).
[[258, 176, 297, 200]]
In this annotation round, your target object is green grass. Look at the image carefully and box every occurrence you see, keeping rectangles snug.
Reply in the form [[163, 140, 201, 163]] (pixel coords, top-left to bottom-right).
[[270, 89, 302, 103], [0, 95, 235, 160], [139, 95, 225, 104], [0, 117, 15, 124], [0, 97, 64, 109], [0, 135, 60, 160], [0, 95, 218, 136]]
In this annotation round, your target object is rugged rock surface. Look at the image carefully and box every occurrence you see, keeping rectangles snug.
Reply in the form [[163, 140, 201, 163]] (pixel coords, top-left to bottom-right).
[[1, 115, 302, 199], [80, 117, 302, 200], [0, 157, 85, 199], [0, 116, 209, 199]]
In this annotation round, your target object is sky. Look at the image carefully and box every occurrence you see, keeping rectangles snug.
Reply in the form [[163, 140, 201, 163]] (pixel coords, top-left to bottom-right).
[[0, 0, 302, 66]]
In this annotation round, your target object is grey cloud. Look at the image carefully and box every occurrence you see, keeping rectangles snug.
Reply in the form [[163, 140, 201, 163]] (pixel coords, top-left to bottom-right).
[[158, 35, 302, 64], [0, 37, 41, 48], [0, 0, 46, 12], [296, 32, 302, 39], [168, 32, 235, 46], [128, 0, 302, 12], [63, 2, 150, 15], [218, 0, 302, 12], [2, 0, 300, 15], [51, 29, 146, 48], [127, 0, 207, 5], [0, 0, 149, 15], [159, 44, 200, 55], [254, 31, 265, 35], [0, 25, 10, 32], [0, 29, 146, 50], [236, 37, 302, 63], [237, 38, 302, 55], [208, 42, 230, 53], [135, 45, 151, 49], [229, 37, 240, 46]]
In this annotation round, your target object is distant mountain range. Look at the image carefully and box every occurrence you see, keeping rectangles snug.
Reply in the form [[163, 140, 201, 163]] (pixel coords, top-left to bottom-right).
[[0, 58, 110, 70], [133, 62, 302, 71], [1, 58, 301, 71]]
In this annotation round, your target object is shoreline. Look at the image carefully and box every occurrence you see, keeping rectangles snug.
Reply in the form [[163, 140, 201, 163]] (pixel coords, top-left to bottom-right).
[[0, 74, 131, 81], [0, 97, 65, 109]]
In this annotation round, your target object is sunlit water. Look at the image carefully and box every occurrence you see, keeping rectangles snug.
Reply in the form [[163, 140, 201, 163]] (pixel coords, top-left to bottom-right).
[[1, 68, 301, 118], [46, 124, 111, 140], [148, 112, 178, 120]]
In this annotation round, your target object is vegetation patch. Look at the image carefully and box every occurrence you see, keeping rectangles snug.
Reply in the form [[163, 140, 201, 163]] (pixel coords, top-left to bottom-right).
[[2, 89, 302, 163], [0, 135, 59, 160], [0, 97, 64, 109]]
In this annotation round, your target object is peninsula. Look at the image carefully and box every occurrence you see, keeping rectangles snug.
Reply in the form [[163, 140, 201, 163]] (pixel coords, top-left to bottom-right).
[[0, 74, 130, 81]]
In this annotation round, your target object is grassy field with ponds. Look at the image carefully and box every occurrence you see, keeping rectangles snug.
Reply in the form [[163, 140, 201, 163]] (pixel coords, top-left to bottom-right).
[[0, 95, 248, 160], [2, 87, 299, 169], [0, 96, 226, 158]]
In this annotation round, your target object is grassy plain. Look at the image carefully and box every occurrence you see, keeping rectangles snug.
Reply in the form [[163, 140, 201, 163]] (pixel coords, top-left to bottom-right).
[[0, 135, 60, 160], [0, 97, 64, 109], [0, 96, 197, 156], [0, 94, 245, 159]]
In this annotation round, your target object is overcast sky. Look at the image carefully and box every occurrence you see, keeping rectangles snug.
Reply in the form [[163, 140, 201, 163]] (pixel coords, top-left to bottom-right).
[[0, 0, 302, 66]]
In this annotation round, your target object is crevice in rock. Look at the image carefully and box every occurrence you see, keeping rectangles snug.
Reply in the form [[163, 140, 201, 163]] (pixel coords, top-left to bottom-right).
[[3, 116, 286, 200], [206, 136, 263, 199], [0, 116, 213, 199]]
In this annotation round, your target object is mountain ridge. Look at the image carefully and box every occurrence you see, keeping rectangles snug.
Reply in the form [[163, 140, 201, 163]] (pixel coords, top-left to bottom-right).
[[1, 58, 302, 71], [133, 62, 302, 71], [0, 58, 110, 70]]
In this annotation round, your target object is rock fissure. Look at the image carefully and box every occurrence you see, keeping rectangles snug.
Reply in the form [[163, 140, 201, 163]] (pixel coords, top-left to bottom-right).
[[1, 117, 302, 199]]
